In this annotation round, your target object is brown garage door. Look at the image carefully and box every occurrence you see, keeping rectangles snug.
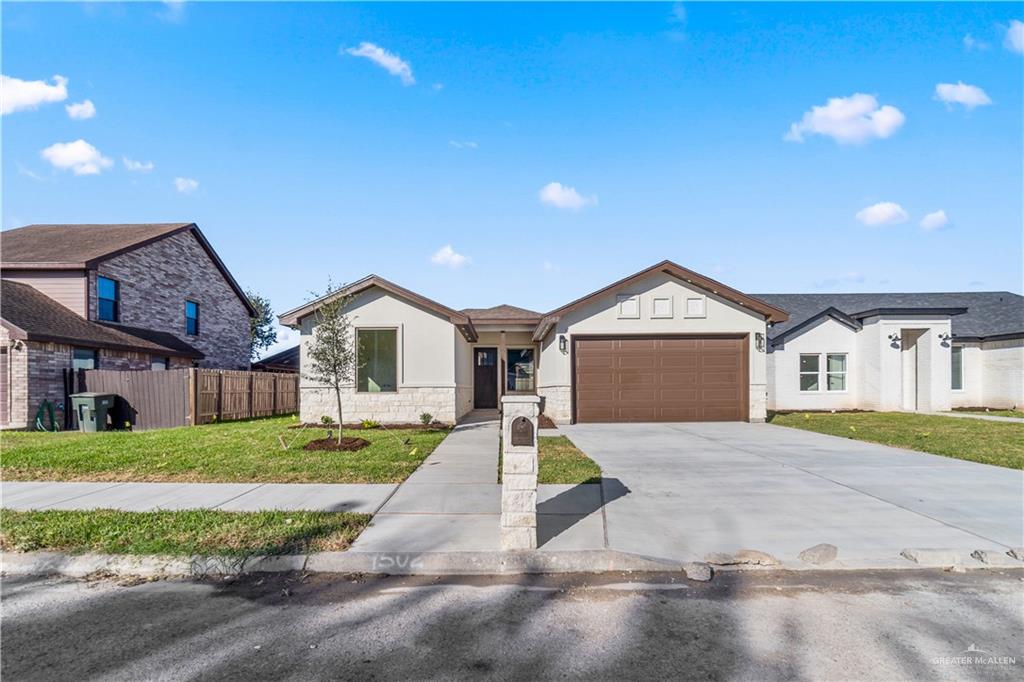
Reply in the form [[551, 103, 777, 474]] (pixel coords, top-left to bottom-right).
[[574, 336, 748, 423]]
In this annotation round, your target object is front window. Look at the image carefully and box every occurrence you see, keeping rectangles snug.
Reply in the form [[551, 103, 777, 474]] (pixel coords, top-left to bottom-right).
[[951, 346, 963, 390], [357, 329, 397, 392], [799, 354, 819, 391], [72, 348, 98, 370], [97, 276, 119, 322], [506, 348, 535, 392], [826, 353, 847, 391], [151, 356, 169, 370], [185, 300, 200, 336]]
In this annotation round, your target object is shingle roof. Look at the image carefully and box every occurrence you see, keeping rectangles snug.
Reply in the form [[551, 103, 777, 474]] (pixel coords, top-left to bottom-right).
[[1, 223, 192, 265], [461, 304, 543, 322], [754, 292, 1024, 341], [253, 345, 299, 371], [1, 280, 203, 358]]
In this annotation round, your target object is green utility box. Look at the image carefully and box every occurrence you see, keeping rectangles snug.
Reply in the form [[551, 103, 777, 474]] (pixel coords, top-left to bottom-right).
[[70, 393, 116, 433]]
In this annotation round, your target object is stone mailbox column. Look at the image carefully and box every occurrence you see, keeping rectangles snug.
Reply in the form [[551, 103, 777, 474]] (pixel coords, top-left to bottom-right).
[[500, 394, 541, 551]]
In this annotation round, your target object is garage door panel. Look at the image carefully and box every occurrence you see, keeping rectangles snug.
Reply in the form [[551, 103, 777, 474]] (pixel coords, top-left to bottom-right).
[[575, 336, 746, 423]]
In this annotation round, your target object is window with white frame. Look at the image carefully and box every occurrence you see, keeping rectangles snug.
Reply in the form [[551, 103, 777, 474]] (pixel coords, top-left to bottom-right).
[[799, 354, 819, 391], [651, 296, 673, 319], [684, 296, 706, 318], [951, 345, 963, 391], [826, 353, 847, 391]]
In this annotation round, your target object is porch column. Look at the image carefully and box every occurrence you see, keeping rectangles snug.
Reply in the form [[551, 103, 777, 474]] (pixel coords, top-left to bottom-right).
[[500, 394, 541, 550]]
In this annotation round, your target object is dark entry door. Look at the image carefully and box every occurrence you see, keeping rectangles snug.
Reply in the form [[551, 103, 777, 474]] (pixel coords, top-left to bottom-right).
[[474, 348, 498, 409]]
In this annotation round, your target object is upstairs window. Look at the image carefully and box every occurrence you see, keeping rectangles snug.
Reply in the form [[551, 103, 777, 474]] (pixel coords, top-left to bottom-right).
[[97, 276, 119, 322], [951, 346, 963, 391], [185, 300, 200, 336], [357, 329, 397, 393]]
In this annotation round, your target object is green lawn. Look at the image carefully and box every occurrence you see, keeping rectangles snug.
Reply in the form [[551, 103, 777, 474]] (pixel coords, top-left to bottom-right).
[[771, 412, 1024, 469], [0, 509, 370, 556], [952, 408, 1024, 419], [0, 416, 449, 483], [538, 436, 602, 484]]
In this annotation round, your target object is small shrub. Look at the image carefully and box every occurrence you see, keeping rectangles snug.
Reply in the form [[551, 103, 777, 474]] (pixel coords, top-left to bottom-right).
[[420, 412, 433, 426], [361, 419, 380, 429], [320, 415, 333, 426]]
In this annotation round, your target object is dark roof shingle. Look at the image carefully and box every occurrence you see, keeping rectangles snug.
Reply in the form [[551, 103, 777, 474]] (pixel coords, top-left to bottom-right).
[[1, 223, 193, 265], [1, 280, 203, 358], [461, 304, 542, 322], [755, 292, 1024, 341]]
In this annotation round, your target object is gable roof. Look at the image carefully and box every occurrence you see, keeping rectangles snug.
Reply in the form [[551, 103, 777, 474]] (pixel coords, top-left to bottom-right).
[[460, 304, 542, 325], [532, 260, 790, 340], [278, 275, 478, 341], [755, 292, 1024, 342], [1, 223, 257, 316], [1, 280, 203, 358]]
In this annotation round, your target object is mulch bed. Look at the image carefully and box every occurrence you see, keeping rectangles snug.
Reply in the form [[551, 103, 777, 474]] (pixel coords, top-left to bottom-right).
[[303, 437, 371, 452], [290, 423, 444, 430], [539, 414, 558, 429]]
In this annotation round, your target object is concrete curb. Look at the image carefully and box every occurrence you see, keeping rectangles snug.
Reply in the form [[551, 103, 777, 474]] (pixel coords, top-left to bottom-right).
[[3, 549, 1021, 579]]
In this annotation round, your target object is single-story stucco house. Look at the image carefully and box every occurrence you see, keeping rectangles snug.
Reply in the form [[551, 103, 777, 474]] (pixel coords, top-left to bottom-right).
[[279, 261, 1022, 425]]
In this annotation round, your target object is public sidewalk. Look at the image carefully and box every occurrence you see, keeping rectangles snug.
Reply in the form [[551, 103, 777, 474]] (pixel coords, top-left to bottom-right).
[[928, 411, 1024, 424], [350, 410, 607, 553], [0, 481, 396, 514]]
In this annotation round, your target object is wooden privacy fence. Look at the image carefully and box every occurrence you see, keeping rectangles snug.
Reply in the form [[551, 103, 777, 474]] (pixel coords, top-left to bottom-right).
[[81, 368, 299, 430]]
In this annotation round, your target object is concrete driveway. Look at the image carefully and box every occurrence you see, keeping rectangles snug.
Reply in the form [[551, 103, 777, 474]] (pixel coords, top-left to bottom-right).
[[561, 422, 1024, 568]]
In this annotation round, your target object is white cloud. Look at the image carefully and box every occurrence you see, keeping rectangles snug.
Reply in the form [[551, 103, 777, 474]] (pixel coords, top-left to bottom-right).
[[539, 181, 597, 210], [856, 202, 909, 226], [919, 209, 950, 231], [432, 83, 444, 91], [174, 177, 199, 194], [158, 0, 186, 23], [962, 34, 990, 51], [449, 140, 478, 149], [1005, 19, 1024, 54], [65, 99, 96, 120], [430, 245, 468, 268], [784, 93, 905, 144], [344, 42, 415, 86], [543, 261, 557, 272], [934, 82, 992, 109], [40, 139, 112, 175], [17, 164, 46, 182], [1, 74, 68, 115], [123, 157, 155, 173]]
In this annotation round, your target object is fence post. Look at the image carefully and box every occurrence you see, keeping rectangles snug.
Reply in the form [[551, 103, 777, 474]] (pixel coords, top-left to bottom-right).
[[272, 374, 278, 416], [217, 370, 223, 422], [187, 368, 196, 426], [248, 372, 255, 419]]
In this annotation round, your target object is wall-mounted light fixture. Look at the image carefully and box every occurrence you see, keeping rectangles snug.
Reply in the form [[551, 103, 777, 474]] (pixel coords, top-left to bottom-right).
[[755, 332, 765, 352], [938, 332, 952, 343], [888, 333, 902, 344], [558, 335, 568, 353]]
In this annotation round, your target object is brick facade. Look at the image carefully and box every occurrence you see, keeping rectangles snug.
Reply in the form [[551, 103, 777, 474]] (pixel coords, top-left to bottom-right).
[[89, 230, 251, 370]]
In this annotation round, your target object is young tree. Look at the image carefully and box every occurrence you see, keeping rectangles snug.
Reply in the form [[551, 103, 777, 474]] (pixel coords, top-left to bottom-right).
[[303, 281, 356, 444], [247, 291, 278, 361]]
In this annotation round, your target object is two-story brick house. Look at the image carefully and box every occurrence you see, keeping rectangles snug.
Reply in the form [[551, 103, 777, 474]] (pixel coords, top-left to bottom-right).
[[0, 223, 255, 428]]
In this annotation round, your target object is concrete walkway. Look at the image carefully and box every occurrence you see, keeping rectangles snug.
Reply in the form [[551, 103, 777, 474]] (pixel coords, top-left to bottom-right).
[[350, 411, 607, 553], [0, 481, 395, 514], [929, 410, 1024, 424]]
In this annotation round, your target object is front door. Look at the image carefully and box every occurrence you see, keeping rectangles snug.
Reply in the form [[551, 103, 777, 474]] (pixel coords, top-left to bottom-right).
[[474, 347, 498, 409]]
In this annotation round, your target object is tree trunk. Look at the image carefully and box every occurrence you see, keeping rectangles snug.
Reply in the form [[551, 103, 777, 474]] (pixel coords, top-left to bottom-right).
[[334, 386, 344, 445]]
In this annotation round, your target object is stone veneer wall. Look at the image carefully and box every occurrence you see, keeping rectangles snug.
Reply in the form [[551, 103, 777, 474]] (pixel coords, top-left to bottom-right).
[[89, 230, 250, 370], [537, 385, 572, 424], [300, 385, 457, 425], [1, 328, 29, 428]]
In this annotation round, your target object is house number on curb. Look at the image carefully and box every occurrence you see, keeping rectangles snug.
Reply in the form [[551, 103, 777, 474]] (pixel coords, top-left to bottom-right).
[[510, 417, 534, 447]]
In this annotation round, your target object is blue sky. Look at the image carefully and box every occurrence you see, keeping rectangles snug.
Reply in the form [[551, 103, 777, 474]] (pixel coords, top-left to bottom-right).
[[3, 2, 1022, 356]]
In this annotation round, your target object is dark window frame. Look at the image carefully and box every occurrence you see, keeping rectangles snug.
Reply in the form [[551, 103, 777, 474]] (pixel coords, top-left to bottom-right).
[[72, 348, 98, 370], [97, 276, 120, 322], [505, 347, 536, 393], [356, 328, 398, 393], [185, 300, 200, 336]]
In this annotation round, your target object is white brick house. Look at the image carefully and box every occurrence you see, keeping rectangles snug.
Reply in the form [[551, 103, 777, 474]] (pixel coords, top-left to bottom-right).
[[282, 263, 1022, 425]]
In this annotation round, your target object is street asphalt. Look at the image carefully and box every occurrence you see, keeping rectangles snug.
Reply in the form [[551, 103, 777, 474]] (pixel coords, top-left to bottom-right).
[[2, 569, 1021, 681]]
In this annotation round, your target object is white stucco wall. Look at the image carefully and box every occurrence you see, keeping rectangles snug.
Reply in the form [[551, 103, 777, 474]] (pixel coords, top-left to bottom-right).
[[456, 330, 537, 417], [980, 338, 1024, 408], [868, 317, 952, 413], [767, 317, 859, 411], [537, 271, 769, 423], [298, 287, 459, 423]]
